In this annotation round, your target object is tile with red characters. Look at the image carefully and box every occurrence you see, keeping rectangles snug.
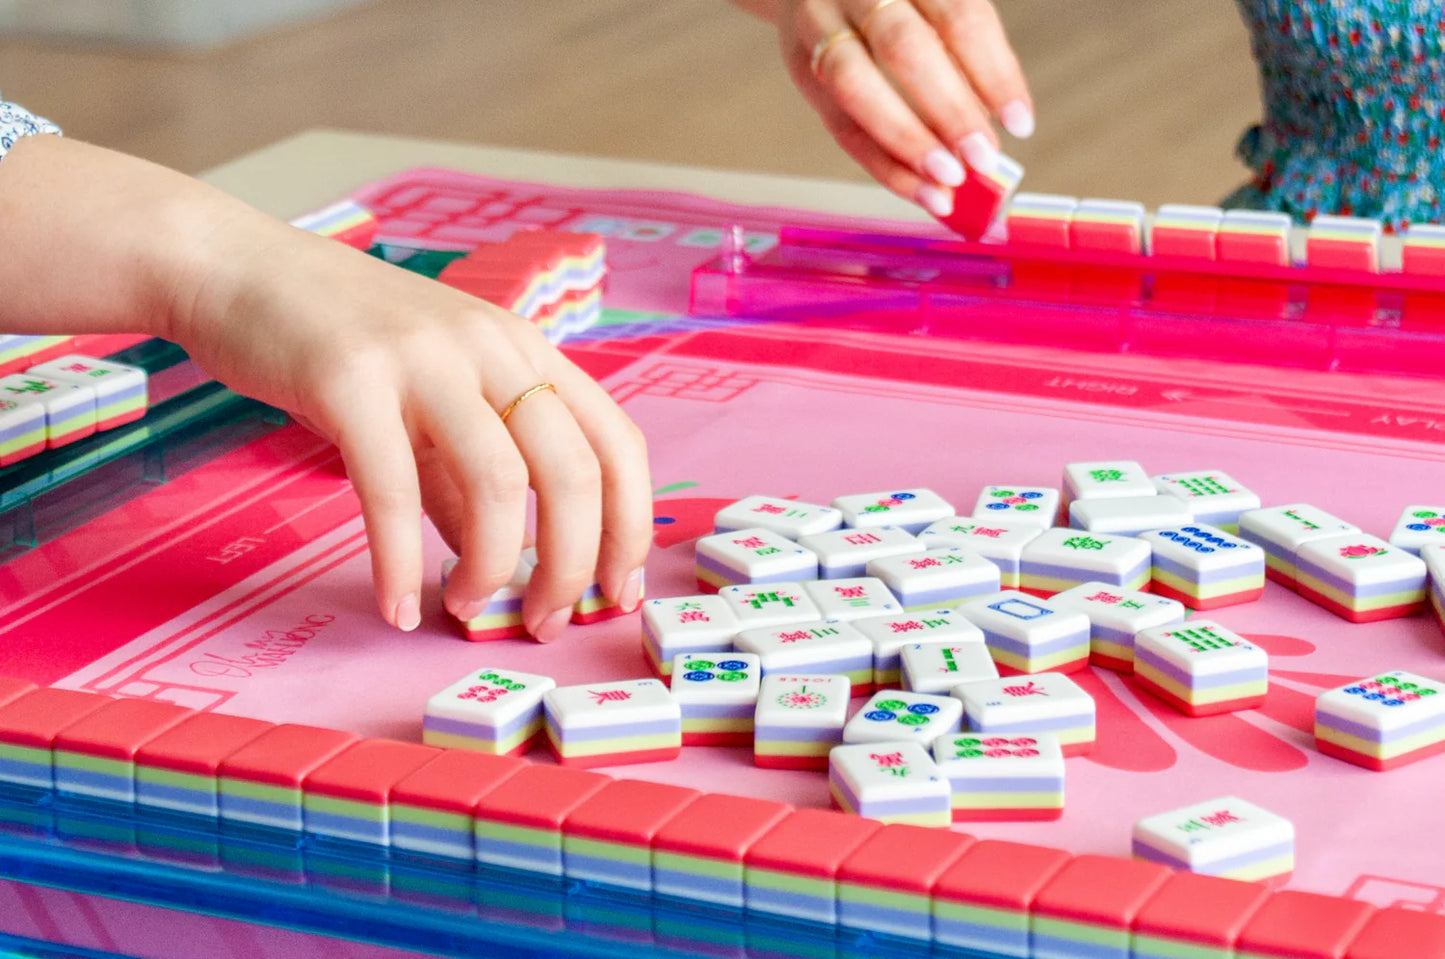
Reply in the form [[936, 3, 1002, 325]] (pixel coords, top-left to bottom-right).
[[542, 678, 681, 768], [1048, 581, 1186, 672], [828, 741, 951, 827], [802, 577, 902, 621], [866, 547, 1001, 610], [900, 641, 998, 695], [694, 526, 818, 591], [641, 595, 740, 677], [832, 488, 955, 535], [718, 582, 821, 630], [423, 666, 556, 757], [795, 525, 925, 579], [733, 619, 874, 695], [1294, 533, 1427, 623], [952, 672, 1096, 756], [1389, 505, 1445, 556], [753, 674, 852, 770], [916, 518, 1042, 588], [853, 609, 986, 689], [713, 495, 843, 538], [972, 485, 1060, 530]]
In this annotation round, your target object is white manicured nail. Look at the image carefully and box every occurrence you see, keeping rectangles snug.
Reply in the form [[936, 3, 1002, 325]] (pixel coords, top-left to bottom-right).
[[916, 183, 954, 218], [958, 132, 1000, 175], [923, 147, 965, 188], [1000, 100, 1035, 139]]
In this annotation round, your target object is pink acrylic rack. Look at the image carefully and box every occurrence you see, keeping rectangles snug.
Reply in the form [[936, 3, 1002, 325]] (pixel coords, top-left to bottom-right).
[[688, 225, 1445, 379]]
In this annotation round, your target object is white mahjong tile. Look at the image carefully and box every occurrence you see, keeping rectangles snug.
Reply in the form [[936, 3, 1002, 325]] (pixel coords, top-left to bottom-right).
[[1068, 495, 1191, 536], [1152, 471, 1260, 529], [955, 590, 1091, 653], [732, 619, 872, 673], [543, 678, 679, 731], [832, 488, 955, 534], [802, 577, 902, 621], [0, 395, 45, 455], [971, 485, 1060, 530], [865, 548, 1000, 609], [27, 354, 147, 409], [1138, 524, 1264, 576], [425, 668, 556, 734], [855, 609, 984, 660], [642, 595, 739, 664], [718, 582, 821, 629], [1049, 582, 1185, 634], [1237, 504, 1357, 559], [1389, 506, 1445, 555], [695, 527, 818, 583], [1133, 797, 1293, 875], [755, 674, 851, 730], [828, 741, 950, 810], [1296, 533, 1427, 591], [795, 526, 924, 579], [918, 518, 1042, 583], [1020, 528, 1152, 583], [1134, 621, 1267, 683], [1063, 461, 1154, 501], [0, 374, 95, 441], [932, 729, 1064, 783], [952, 673, 1095, 730], [842, 690, 963, 745], [713, 495, 843, 538], [1425, 545, 1445, 598], [669, 653, 761, 706], [901, 642, 998, 694], [1316, 670, 1445, 736]]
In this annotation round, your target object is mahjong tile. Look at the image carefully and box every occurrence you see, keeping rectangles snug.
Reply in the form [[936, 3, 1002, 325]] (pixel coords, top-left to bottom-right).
[[1294, 533, 1428, 622], [866, 548, 1000, 610], [670, 653, 762, 746], [732, 619, 873, 693], [1152, 471, 1260, 531], [0, 374, 96, 448], [932, 730, 1065, 821], [1237, 504, 1358, 582], [853, 609, 985, 689], [695, 527, 818, 590], [1019, 527, 1152, 595], [0, 394, 45, 466], [1389, 506, 1445, 555], [543, 678, 681, 767], [1315, 669, 1445, 771], [641, 595, 740, 676], [1063, 461, 1154, 502], [1137, 524, 1266, 611], [828, 742, 951, 826], [713, 495, 843, 538], [842, 690, 962, 745], [917, 518, 1042, 587], [1048, 582, 1186, 672], [900, 642, 998, 694], [1068, 495, 1191, 537], [955, 590, 1092, 675], [796, 525, 924, 579], [1133, 797, 1293, 884], [832, 488, 955, 534], [952, 672, 1096, 756], [423, 667, 556, 755], [802, 577, 902, 621], [1133, 621, 1268, 716], [753, 674, 851, 770], [441, 553, 534, 642], [718, 582, 821, 629], [27, 354, 147, 428], [544, 678, 677, 728], [972, 485, 1060, 530]]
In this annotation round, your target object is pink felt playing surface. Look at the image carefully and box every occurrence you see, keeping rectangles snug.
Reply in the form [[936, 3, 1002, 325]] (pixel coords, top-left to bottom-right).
[[4, 171, 1445, 913]]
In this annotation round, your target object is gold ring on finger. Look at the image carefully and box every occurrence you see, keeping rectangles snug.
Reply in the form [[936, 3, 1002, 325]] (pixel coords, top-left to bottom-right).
[[810, 26, 861, 78], [498, 382, 557, 424]]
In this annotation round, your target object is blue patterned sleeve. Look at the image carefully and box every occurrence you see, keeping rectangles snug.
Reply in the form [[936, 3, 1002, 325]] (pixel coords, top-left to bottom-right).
[[0, 95, 62, 162]]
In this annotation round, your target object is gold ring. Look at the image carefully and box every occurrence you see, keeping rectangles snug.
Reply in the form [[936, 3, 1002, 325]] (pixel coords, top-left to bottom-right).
[[810, 26, 860, 78], [857, 0, 909, 36], [498, 382, 557, 423]]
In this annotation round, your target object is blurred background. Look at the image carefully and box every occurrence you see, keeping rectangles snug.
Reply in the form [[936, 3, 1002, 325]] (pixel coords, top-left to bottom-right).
[[1, 0, 1260, 207]]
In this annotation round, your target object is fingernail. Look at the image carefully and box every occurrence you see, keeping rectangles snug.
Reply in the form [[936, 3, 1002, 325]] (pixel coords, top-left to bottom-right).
[[394, 593, 421, 632], [922, 147, 965, 188], [617, 568, 644, 613], [532, 606, 573, 643], [916, 184, 954, 219], [1000, 100, 1035, 139], [452, 595, 492, 622], [958, 132, 1000, 175]]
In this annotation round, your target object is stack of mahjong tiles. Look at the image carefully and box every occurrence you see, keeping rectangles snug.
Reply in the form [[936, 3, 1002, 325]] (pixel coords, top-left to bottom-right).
[[0, 353, 148, 466], [437, 229, 605, 343], [3, 676, 1445, 955], [440, 548, 637, 641]]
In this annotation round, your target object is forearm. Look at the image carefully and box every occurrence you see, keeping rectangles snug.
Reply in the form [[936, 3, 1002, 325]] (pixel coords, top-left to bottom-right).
[[0, 135, 248, 343]]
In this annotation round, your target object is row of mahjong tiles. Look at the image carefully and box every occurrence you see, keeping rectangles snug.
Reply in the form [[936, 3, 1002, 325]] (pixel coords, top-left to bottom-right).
[[0, 676, 1440, 958], [0, 354, 149, 467], [1003, 192, 1445, 274]]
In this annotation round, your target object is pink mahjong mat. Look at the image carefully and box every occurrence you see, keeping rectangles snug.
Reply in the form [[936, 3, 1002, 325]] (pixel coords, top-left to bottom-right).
[[6, 169, 1445, 912]]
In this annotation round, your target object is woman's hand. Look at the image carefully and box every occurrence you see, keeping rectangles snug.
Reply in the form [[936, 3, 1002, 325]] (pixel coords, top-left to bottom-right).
[[754, 0, 1032, 217]]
